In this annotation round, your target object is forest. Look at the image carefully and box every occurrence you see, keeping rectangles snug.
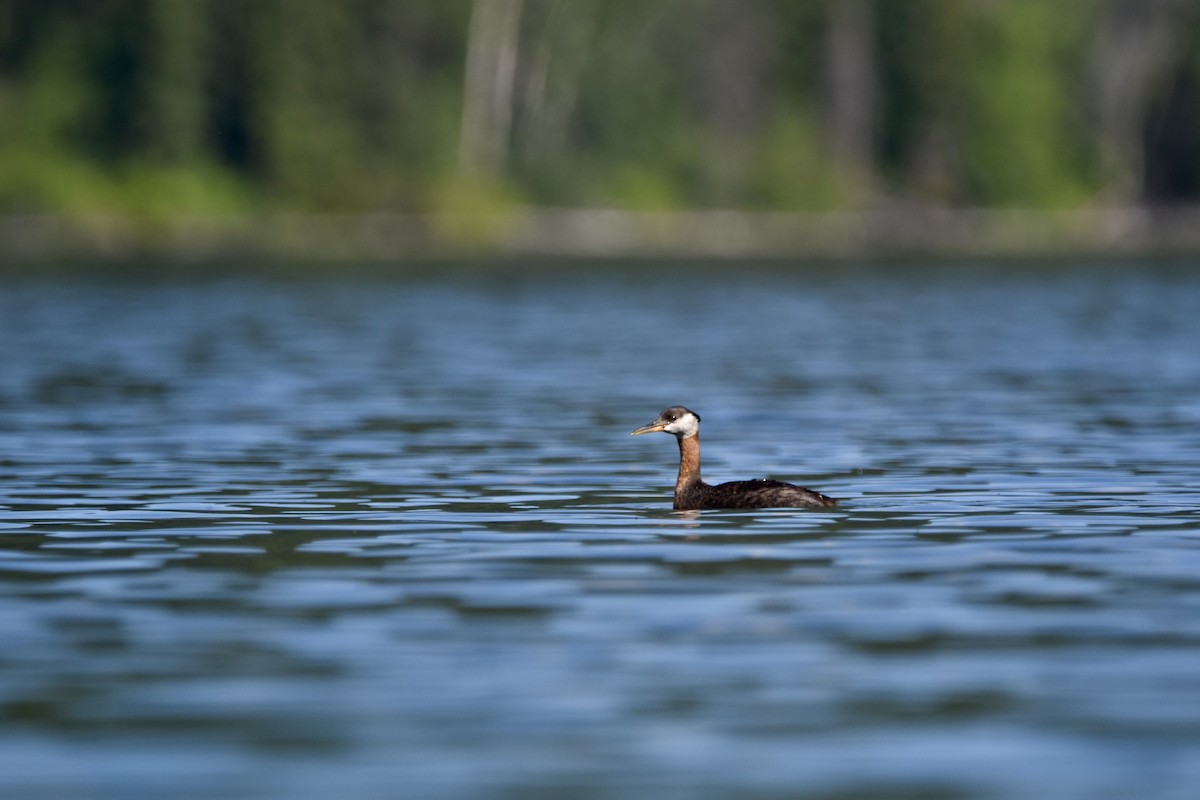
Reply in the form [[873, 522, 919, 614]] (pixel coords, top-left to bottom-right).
[[2, 0, 1200, 259]]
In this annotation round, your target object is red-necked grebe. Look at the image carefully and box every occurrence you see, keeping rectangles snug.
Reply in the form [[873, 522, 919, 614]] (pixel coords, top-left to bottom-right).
[[631, 406, 837, 510]]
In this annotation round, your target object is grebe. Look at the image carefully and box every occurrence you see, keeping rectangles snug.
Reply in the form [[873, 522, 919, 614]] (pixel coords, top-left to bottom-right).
[[631, 406, 837, 510]]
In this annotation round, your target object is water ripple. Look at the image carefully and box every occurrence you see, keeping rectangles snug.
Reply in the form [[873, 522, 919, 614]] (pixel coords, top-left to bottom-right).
[[2, 268, 1200, 799]]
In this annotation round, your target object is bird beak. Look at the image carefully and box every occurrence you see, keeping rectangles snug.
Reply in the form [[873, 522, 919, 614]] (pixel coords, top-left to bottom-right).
[[631, 420, 667, 436]]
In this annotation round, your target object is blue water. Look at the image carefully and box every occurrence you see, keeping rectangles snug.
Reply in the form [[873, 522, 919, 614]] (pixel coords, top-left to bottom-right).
[[1, 263, 1199, 799]]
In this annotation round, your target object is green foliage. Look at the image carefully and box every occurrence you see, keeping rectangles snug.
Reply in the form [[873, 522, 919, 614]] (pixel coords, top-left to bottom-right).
[[747, 108, 845, 211], [0, 0, 1196, 226], [961, 0, 1098, 207]]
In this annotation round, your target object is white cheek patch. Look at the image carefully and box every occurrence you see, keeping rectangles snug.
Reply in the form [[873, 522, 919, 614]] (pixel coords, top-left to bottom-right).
[[665, 416, 698, 437]]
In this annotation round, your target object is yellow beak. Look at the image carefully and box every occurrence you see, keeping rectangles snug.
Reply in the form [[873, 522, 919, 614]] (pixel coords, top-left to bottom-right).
[[631, 421, 667, 436]]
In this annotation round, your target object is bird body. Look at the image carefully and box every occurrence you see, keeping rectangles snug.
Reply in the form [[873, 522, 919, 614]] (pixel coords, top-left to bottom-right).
[[631, 406, 837, 511]]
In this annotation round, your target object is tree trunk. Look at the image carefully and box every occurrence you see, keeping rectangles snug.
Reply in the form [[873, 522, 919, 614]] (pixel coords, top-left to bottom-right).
[[1088, 0, 1198, 202], [823, 0, 878, 198], [459, 0, 524, 175]]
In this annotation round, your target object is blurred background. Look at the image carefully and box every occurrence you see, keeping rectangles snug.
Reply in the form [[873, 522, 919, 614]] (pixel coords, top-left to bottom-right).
[[5, 5, 1200, 799], [5, 0, 1200, 263]]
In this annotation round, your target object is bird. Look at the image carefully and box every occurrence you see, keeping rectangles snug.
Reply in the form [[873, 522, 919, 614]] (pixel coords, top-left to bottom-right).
[[631, 406, 838, 510]]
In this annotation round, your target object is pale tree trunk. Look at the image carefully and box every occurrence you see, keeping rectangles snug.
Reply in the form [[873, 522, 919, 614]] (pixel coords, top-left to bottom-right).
[[1089, 0, 1197, 202], [693, 0, 773, 201], [823, 0, 877, 200], [459, 0, 524, 175], [513, 0, 595, 166]]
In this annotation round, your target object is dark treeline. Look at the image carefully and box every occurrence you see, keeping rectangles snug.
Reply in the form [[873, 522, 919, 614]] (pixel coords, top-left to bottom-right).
[[3, 0, 1200, 223]]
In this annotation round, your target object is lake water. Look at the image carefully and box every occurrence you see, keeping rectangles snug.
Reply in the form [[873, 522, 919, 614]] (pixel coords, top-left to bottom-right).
[[1, 262, 1199, 799]]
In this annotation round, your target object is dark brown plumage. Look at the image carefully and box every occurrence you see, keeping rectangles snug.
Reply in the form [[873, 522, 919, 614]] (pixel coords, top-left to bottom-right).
[[631, 406, 838, 511]]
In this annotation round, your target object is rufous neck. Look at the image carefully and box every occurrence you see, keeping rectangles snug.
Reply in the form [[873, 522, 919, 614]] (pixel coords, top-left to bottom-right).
[[676, 434, 701, 491]]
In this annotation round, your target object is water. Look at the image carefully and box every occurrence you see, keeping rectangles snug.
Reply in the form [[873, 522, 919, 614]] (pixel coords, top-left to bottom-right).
[[1, 263, 1199, 800]]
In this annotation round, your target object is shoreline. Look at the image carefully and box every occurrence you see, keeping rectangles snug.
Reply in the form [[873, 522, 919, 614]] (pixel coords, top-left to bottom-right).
[[3, 206, 1200, 268]]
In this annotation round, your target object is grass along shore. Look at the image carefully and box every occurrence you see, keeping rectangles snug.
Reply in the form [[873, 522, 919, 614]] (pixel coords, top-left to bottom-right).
[[4, 205, 1200, 268]]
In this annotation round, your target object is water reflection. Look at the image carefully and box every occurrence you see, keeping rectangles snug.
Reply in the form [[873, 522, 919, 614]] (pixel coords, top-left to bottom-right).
[[1, 265, 1200, 798]]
